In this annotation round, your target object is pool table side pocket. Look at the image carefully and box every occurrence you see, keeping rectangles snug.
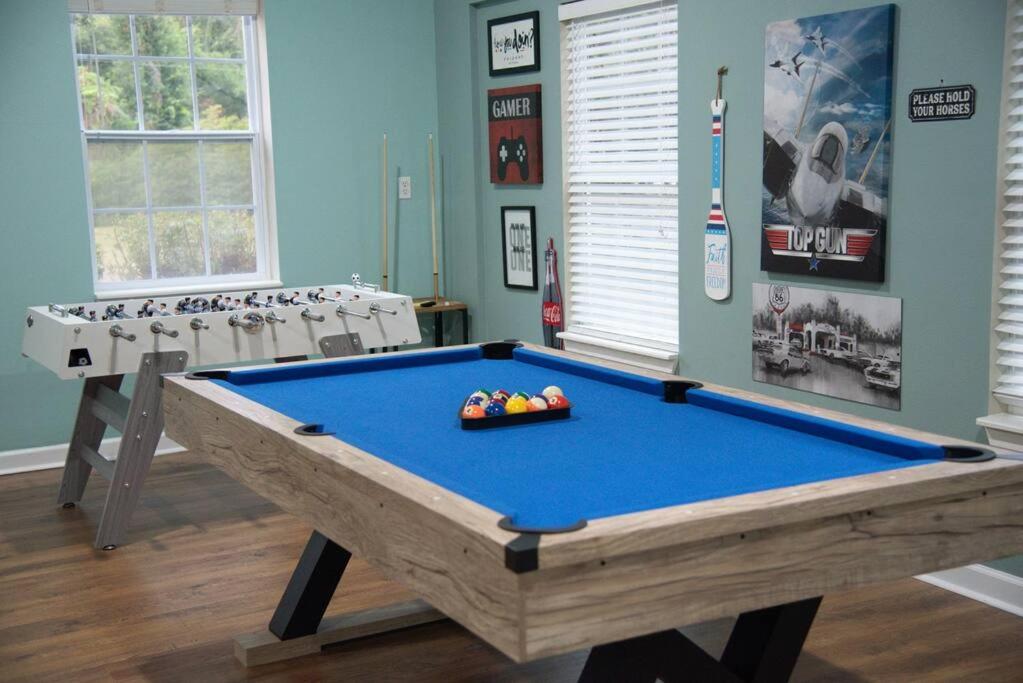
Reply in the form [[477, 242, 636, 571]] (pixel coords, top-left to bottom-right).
[[162, 376, 532, 661]]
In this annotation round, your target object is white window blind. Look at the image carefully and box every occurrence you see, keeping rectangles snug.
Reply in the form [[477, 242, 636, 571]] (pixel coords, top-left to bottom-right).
[[996, 0, 1023, 405], [561, 0, 678, 351]]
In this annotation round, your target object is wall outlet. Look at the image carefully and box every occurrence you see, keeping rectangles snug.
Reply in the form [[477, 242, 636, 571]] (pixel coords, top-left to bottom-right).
[[398, 176, 412, 199]]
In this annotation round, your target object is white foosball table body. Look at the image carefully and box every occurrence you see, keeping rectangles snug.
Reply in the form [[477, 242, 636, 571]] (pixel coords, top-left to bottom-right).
[[23, 283, 421, 380], [23, 281, 422, 550]]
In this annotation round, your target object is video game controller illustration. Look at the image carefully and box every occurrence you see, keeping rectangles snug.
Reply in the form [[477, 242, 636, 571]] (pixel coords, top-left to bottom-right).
[[496, 135, 529, 181]]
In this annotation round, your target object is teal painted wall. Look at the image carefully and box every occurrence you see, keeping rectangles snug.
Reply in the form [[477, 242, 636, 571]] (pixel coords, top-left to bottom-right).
[[0, 0, 440, 451], [0, 0, 94, 453], [436, 0, 1006, 443]]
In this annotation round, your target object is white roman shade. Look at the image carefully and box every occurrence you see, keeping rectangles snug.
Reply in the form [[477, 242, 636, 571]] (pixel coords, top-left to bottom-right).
[[560, 0, 679, 356], [995, 0, 1023, 404], [68, 0, 258, 15]]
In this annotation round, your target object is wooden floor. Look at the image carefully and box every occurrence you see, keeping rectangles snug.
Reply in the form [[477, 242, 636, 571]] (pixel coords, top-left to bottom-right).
[[1, 452, 1022, 682]]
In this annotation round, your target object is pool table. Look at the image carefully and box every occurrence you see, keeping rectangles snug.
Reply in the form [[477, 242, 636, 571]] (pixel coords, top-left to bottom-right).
[[163, 342, 1023, 681]]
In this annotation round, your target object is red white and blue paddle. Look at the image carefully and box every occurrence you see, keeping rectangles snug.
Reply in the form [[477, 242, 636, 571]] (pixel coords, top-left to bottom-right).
[[705, 67, 731, 301]]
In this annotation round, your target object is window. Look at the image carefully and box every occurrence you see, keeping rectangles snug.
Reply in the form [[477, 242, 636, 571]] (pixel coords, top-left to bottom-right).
[[70, 0, 276, 295], [559, 0, 678, 369], [980, 0, 1023, 444], [993, 2, 1023, 405]]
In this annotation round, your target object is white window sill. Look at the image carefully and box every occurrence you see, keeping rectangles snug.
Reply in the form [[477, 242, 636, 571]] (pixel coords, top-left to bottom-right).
[[558, 330, 678, 374], [94, 279, 283, 301], [977, 413, 1023, 455]]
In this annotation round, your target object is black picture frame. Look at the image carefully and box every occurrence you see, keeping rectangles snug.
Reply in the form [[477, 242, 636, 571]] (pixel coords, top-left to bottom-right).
[[501, 206, 538, 290], [488, 11, 540, 77]]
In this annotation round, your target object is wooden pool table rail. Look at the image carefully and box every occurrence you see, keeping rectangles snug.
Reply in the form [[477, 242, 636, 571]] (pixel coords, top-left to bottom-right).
[[162, 342, 1023, 664]]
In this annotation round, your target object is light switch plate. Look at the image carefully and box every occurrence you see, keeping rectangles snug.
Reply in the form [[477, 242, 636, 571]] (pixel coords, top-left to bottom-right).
[[398, 176, 412, 199]]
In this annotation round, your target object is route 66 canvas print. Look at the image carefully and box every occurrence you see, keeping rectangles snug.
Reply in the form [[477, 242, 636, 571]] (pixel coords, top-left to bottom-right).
[[752, 283, 903, 410]]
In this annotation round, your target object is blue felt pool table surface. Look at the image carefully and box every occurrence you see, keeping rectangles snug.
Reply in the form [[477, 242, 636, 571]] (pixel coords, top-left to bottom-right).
[[212, 346, 945, 529]]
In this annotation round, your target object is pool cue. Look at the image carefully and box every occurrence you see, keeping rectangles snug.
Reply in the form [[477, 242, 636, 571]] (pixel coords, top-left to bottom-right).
[[381, 134, 388, 291], [428, 133, 439, 303]]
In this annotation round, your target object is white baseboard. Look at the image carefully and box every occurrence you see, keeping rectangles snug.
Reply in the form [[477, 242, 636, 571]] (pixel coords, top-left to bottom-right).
[[918, 564, 1023, 617], [0, 435, 184, 476]]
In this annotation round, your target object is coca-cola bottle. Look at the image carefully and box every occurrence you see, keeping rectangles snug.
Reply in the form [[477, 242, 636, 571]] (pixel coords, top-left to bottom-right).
[[541, 237, 564, 349]]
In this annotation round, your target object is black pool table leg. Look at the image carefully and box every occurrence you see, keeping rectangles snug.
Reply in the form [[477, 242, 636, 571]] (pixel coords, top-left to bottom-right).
[[719, 596, 822, 681], [269, 530, 351, 639], [577, 596, 822, 683]]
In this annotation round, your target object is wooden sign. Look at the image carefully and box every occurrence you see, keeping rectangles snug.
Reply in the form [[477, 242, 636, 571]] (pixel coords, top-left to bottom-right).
[[909, 85, 975, 122]]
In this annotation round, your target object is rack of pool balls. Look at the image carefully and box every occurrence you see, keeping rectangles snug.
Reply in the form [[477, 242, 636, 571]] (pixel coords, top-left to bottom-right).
[[460, 386, 571, 430]]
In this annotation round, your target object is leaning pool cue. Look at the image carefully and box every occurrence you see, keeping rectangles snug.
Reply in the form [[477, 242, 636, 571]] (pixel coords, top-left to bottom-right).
[[382, 134, 389, 291], [428, 133, 439, 303]]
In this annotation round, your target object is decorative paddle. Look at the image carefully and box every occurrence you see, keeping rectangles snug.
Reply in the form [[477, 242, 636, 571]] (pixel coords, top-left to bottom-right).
[[705, 66, 731, 301]]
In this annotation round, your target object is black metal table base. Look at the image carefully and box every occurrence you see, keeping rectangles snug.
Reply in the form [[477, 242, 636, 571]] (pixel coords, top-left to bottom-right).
[[270, 532, 821, 683], [579, 597, 821, 683]]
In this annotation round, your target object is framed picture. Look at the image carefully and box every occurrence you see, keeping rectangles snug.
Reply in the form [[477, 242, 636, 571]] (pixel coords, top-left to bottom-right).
[[501, 206, 537, 290], [752, 283, 903, 410], [761, 5, 895, 282], [488, 11, 540, 76], [488, 84, 543, 184]]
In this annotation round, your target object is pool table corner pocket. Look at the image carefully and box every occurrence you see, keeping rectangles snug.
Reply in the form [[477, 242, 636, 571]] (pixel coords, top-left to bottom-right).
[[941, 445, 997, 463], [663, 380, 704, 403]]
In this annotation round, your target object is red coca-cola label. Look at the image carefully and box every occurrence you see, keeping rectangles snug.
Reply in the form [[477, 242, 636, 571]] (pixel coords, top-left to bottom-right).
[[542, 301, 562, 326]]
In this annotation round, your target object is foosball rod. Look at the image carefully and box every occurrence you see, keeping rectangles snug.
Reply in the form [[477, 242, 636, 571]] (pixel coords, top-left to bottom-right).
[[382, 133, 389, 292], [428, 132, 439, 303]]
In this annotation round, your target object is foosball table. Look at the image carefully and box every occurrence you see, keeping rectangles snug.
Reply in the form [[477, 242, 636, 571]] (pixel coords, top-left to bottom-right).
[[22, 276, 421, 549]]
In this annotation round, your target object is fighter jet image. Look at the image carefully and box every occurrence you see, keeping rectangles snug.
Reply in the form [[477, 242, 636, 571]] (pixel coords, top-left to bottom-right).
[[763, 119, 885, 229], [851, 127, 870, 154], [768, 52, 806, 79], [762, 5, 893, 281], [804, 27, 831, 54]]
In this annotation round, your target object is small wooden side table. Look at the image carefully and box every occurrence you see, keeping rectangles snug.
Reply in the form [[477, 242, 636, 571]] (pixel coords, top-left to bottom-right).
[[413, 297, 469, 347]]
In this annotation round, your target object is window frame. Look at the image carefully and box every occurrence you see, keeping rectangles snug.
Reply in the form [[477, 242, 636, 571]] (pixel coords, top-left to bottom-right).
[[69, 10, 280, 299], [979, 0, 1023, 446], [558, 0, 679, 372]]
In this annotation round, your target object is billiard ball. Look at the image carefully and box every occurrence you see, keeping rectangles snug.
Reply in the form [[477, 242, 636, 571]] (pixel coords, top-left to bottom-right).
[[466, 396, 485, 406], [462, 405, 485, 419], [528, 396, 548, 410], [547, 395, 570, 410], [513, 391, 530, 401], [493, 389, 511, 401], [542, 385, 564, 400], [505, 396, 528, 414], [485, 401, 506, 417], [470, 390, 489, 401]]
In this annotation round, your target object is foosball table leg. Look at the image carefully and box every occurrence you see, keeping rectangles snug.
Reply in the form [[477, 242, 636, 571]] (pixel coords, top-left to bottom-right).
[[93, 351, 188, 550], [57, 374, 125, 508]]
